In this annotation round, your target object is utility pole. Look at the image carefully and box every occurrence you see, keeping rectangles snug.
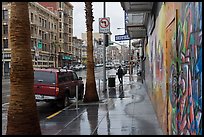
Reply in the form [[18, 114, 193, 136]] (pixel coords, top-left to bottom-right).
[[103, 2, 107, 92]]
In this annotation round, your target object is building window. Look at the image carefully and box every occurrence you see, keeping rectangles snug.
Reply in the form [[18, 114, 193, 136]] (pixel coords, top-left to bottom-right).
[[39, 30, 42, 37], [51, 34, 53, 39], [59, 2, 63, 8], [3, 25, 8, 35], [42, 18, 44, 27], [39, 17, 41, 24], [44, 20, 47, 28], [35, 27, 37, 35], [59, 22, 62, 29], [44, 33, 47, 40], [59, 33, 62, 38], [3, 39, 8, 48], [42, 44, 45, 51], [69, 28, 71, 33], [31, 26, 34, 34], [48, 22, 50, 29], [4, 53, 11, 59], [54, 24, 57, 30], [30, 12, 33, 22], [42, 31, 44, 39], [2, 9, 8, 20], [59, 11, 62, 18]]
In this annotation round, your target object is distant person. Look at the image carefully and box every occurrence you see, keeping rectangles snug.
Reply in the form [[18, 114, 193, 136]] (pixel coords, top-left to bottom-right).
[[116, 66, 124, 84]]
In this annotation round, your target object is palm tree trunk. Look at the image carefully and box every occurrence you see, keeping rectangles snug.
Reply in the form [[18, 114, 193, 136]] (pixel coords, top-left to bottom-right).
[[83, 2, 99, 102], [6, 2, 41, 135]]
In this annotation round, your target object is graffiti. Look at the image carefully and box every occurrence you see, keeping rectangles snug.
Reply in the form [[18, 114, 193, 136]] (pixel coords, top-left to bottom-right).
[[156, 40, 164, 81], [169, 2, 202, 135], [169, 63, 178, 134]]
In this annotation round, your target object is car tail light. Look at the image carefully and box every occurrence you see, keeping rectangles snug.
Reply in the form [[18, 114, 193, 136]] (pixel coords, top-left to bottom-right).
[[56, 87, 59, 96]]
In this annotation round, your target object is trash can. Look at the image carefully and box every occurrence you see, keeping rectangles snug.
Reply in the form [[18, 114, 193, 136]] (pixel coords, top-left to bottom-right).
[[108, 75, 115, 87]]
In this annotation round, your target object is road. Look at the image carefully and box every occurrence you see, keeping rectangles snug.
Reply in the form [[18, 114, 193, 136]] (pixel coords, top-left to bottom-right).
[[2, 67, 117, 120]]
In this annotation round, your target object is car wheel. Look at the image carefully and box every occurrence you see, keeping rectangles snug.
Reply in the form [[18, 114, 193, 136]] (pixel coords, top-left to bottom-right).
[[63, 95, 70, 107], [57, 95, 70, 108]]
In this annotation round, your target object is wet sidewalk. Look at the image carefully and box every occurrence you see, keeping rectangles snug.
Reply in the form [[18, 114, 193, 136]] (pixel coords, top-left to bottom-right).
[[40, 71, 164, 135]]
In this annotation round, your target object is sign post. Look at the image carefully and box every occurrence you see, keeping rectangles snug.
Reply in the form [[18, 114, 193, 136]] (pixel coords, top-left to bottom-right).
[[99, 3, 109, 92]]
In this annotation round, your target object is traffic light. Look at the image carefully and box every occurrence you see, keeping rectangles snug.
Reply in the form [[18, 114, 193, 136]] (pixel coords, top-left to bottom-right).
[[104, 34, 109, 47]]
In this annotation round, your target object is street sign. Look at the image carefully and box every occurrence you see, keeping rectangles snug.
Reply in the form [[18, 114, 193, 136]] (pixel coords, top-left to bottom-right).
[[99, 17, 110, 33], [115, 34, 130, 41], [38, 40, 42, 49], [63, 55, 72, 60]]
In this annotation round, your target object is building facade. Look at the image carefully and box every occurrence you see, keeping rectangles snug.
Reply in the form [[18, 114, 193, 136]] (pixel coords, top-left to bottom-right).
[[121, 2, 202, 135], [29, 2, 59, 68], [72, 36, 83, 65], [38, 2, 74, 67], [2, 2, 74, 77], [2, 2, 60, 78], [81, 32, 104, 65]]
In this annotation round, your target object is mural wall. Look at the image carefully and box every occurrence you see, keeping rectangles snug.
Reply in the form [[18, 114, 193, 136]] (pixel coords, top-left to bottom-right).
[[145, 2, 202, 135]]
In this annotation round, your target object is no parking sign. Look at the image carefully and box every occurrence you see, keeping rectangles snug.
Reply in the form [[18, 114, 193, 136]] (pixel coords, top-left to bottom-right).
[[99, 17, 110, 33]]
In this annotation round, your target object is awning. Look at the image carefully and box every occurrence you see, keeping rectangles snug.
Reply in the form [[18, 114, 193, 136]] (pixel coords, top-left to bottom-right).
[[121, 2, 154, 39]]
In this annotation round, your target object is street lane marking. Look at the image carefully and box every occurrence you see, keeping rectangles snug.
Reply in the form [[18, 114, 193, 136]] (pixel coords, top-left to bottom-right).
[[46, 104, 74, 119], [46, 110, 63, 119]]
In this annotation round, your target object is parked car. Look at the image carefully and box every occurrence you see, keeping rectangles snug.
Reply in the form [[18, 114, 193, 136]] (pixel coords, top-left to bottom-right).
[[34, 68, 84, 108], [106, 62, 114, 69], [73, 65, 80, 71], [95, 64, 103, 67]]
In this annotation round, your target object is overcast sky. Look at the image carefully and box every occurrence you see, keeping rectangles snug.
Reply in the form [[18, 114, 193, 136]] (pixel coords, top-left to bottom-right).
[[71, 2, 127, 43]]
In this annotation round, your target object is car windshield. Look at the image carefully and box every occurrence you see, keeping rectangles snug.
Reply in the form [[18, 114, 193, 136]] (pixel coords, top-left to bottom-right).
[[34, 71, 56, 85]]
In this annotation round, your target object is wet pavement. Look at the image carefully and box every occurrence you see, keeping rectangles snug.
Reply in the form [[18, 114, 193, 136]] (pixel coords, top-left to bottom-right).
[[2, 68, 164, 135], [40, 71, 163, 135]]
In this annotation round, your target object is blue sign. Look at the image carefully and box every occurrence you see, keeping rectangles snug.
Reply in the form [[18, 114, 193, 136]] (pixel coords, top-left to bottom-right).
[[115, 34, 130, 41], [124, 11, 128, 35]]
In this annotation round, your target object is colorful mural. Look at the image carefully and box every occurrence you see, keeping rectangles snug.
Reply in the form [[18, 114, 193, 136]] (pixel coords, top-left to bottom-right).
[[146, 2, 202, 135], [168, 2, 202, 135]]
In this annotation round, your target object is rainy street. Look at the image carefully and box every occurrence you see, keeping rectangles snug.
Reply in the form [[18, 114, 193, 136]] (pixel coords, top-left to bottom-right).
[[2, 67, 125, 134]]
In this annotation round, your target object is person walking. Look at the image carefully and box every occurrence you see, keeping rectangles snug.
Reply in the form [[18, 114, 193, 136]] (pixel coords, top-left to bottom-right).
[[116, 65, 124, 84]]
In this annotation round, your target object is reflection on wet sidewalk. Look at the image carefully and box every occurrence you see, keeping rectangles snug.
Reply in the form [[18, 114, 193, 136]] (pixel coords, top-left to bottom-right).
[[40, 75, 163, 135]]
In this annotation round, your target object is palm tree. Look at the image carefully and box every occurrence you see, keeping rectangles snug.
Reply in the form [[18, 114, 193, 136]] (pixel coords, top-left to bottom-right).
[[6, 2, 41, 135], [83, 2, 99, 102]]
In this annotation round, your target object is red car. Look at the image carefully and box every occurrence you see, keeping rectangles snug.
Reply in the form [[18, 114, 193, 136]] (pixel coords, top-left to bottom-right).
[[34, 68, 84, 108]]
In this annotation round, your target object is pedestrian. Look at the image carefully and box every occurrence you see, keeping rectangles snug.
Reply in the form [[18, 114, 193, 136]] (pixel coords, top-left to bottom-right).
[[116, 65, 124, 84]]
